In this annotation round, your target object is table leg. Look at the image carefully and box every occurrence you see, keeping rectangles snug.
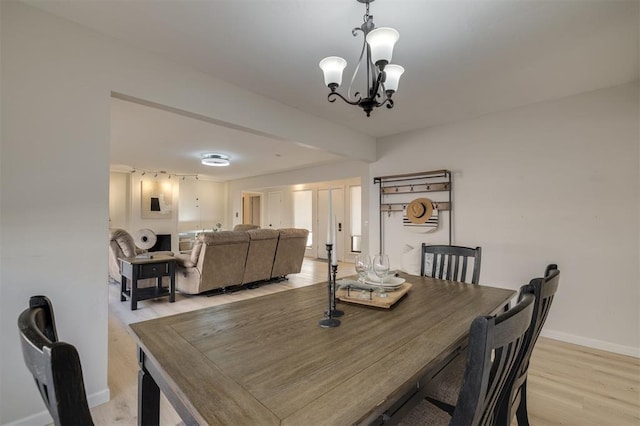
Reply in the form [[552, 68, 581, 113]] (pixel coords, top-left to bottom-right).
[[121, 276, 127, 302], [138, 348, 160, 426], [169, 262, 176, 303], [131, 265, 138, 311]]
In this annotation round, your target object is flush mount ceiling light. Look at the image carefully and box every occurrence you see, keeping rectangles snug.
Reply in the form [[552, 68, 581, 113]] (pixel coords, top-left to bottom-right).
[[201, 153, 230, 167], [319, 0, 404, 117]]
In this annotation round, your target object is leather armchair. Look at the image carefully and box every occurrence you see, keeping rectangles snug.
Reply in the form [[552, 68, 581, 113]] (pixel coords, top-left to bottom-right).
[[108, 228, 173, 287]]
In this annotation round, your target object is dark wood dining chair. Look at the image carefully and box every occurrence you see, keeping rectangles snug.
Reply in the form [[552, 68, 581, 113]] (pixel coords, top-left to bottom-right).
[[496, 264, 560, 426], [398, 291, 535, 426], [18, 296, 94, 426], [421, 244, 482, 284]]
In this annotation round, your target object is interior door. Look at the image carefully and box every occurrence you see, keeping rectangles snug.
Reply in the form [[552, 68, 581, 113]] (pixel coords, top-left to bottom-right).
[[267, 191, 282, 229], [251, 196, 261, 226], [317, 188, 344, 261]]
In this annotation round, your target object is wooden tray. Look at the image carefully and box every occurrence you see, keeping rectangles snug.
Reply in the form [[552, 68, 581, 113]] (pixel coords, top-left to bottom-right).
[[336, 283, 412, 309]]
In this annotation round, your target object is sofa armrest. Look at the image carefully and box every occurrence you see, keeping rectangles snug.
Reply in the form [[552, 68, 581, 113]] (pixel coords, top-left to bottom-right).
[[175, 253, 196, 268]]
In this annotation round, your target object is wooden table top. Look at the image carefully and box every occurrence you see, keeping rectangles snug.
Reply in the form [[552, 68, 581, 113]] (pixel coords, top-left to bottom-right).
[[130, 273, 515, 425], [119, 254, 176, 265]]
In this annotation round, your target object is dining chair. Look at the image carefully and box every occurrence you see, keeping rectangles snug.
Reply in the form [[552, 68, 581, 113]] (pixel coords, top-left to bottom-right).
[[496, 264, 560, 426], [421, 244, 482, 284], [398, 291, 535, 426], [18, 296, 94, 426]]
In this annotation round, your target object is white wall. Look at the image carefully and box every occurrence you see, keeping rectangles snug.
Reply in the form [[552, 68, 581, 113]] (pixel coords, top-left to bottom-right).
[[374, 83, 640, 356], [0, 3, 372, 424], [109, 172, 130, 230], [177, 177, 226, 232]]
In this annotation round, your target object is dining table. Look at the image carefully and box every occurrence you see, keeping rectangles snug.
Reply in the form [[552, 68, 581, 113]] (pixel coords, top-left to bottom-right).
[[129, 272, 515, 425]]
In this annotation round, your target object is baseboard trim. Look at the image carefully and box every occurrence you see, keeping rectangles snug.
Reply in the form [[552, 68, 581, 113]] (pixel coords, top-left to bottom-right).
[[88, 388, 111, 409], [542, 329, 640, 358], [4, 388, 110, 426]]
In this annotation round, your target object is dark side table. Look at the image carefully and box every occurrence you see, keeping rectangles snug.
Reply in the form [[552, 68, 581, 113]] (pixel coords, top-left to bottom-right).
[[119, 254, 176, 310]]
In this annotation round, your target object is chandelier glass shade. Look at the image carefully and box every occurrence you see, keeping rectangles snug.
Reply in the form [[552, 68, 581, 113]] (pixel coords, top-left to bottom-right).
[[319, 0, 404, 117]]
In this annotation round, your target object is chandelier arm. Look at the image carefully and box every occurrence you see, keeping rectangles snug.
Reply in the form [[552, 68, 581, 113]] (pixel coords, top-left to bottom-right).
[[328, 91, 361, 106], [376, 97, 394, 109], [368, 66, 384, 101], [347, 29, 367, 101]]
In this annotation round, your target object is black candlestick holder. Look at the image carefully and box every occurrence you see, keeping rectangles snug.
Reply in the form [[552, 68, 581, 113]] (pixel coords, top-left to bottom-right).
[[330, 264, 344, 317], [319, 244, 341, 328]]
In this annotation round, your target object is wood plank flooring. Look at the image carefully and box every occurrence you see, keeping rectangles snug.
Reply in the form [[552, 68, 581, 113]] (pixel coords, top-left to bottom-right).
[[92, 259, 640, 425]]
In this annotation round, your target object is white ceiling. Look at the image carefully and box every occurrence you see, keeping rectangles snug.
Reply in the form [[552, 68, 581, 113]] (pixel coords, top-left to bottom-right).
[[110, 97, 345, 181], [25, 0, 639, 179]]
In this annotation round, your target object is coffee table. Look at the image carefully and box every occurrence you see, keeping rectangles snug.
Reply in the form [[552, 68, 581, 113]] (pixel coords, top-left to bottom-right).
[[119, 254, 176, 310]]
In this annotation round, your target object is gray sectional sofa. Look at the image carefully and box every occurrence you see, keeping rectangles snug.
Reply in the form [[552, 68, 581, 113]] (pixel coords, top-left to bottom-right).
[[174, 228, 309, 294]]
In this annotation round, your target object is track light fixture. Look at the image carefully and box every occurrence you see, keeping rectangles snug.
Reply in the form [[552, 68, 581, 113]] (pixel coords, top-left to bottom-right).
[[130, 168, 199, 180]]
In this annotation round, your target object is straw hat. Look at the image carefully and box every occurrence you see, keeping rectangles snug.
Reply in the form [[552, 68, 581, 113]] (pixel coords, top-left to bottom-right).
[[406, 198, 434, 224]]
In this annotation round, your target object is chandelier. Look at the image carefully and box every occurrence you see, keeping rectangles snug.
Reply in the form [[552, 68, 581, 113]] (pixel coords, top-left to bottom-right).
[[319, 0, 404, 117]]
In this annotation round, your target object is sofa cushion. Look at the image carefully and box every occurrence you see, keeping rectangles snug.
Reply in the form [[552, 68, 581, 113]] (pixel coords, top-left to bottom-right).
[[243, 229, 280, 284], [272, 228, 309, 278], [233, 224, 260, 232], [176, 253, 196, 268], [199, 231, 250, 245], [247, 228, 279, 241], [277, 228, 309, 240], [190, 238, 204, 264]]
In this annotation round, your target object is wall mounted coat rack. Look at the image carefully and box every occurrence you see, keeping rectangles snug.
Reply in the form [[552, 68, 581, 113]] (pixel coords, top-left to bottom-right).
[[374, 170, 452, 254]]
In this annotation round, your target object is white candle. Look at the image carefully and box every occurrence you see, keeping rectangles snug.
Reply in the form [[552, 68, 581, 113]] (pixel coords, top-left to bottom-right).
[[331, 215, 338, 266], [326, 189, 333, 245]]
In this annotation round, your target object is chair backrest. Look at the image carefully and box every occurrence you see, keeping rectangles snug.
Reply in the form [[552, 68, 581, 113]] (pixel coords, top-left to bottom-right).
[[242, 228, 279, 284], [450, 292, 535, 426], [196, 231, 250, 292], [271, 228, 309, 278], [18, 296, 94, 426], [108, 228, 138, 283], [497, 264, 560, 424], [421, 244, 482, 284]]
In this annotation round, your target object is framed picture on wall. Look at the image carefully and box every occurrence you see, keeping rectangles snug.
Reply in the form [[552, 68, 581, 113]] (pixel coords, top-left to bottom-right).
[[141, 180, 173, 219]]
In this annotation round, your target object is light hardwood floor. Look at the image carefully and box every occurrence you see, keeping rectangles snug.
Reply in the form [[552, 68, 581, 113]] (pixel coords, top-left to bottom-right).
[[92, 259, 640, 425]]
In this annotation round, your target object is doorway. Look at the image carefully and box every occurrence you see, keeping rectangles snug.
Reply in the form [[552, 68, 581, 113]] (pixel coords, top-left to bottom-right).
[[242, 193, 262, 227]]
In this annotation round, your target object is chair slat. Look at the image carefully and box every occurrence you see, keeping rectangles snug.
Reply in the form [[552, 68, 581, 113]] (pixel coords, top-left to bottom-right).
[[421, 245, 482, 284]]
